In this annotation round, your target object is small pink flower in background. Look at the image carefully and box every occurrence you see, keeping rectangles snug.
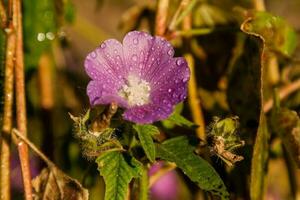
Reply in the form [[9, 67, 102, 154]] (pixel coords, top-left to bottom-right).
[[85, 31, 190, 124], [149, 162, 179, 200]]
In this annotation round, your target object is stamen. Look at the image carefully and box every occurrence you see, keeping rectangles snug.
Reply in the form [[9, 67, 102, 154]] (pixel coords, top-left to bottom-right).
[[118, 75, 151, 106]]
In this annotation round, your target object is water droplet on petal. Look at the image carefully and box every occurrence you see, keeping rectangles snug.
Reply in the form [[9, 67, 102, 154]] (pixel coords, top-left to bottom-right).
[[167, 49, 174, 56], [176, 59, 183, 66], [168, 88, 172, 92], [91, 52, 97, 58], [114, 49, 118, 54], [100, 43, 106, 48], [132, 54, 138, 61], [133, 38, 138, 45]]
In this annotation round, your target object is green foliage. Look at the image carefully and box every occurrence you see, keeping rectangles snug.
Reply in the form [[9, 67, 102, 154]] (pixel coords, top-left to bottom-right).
[[227, 35, 263, 132], [250, 114, 270, 200], [23, 0, 57, 69], [138, 167, 149, 200], [166, 113, 197, 129], [96, 151, 143, 200], [156, 136, 229, 199], [271, 108, 300, 167], [162, 104, 196, 129], [241, 11, 297, 56], [133, 124, 159, 162]]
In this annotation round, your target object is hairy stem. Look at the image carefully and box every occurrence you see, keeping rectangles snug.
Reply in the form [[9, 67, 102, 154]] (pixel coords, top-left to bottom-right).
[[155, 0, 169, 36], [14, 0, 32, 199]]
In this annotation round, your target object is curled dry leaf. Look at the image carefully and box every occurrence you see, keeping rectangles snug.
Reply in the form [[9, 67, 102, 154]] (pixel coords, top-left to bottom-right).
[[32, 167, 89, 200]]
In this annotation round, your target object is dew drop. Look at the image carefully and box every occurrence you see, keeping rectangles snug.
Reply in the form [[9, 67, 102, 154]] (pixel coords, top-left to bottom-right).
[[114, 49, 118, 54], [100, 43, 106, 48], [168, 88, 172, 92], [167, 49, 174, 56], [133, 38, 138, 45], [132, 54, 138, 61], [46, 32, 55, 40], [91, 52, 97, 58], [37, 33, 45, 41], [176, 59, 183, 66]]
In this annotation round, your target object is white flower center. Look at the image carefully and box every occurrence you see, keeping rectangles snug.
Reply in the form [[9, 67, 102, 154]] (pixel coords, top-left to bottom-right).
[[118, 75, 151, 106]]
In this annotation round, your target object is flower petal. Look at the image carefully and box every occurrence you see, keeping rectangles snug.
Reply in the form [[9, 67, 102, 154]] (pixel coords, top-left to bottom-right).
[[151, 57, 190, 106], [84, 39, 126, 86], [87, 80, 128, 107], [122, 31, 175, 81], [123, 104, 173, 124]]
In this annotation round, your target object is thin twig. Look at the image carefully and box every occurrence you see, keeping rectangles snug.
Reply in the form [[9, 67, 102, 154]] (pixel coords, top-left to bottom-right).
[[12, 129, 55, 168], [168, 0, 197, 32], [168, 0, 189, 31], [155, 0, 169, 36], [252, 0, 266, 11], [0, 2, 16, 200], [14, 0, 33, 199], [182, 6, 206, 140], [263, 79, 300, 113], [0, 0, 7, 28]]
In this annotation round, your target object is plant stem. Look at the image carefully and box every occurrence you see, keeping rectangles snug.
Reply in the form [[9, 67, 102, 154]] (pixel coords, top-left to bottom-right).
[[263, 79, 300, 113], [252, 0, 266, 11], [168, 0, 197, 31], [182, 8, 206, 141], [14, 0, 32, 199], [155, 0, 169, 36], [0, 2, 16, 200], [0, 0, 7, 28], [12, 129, 55, 168]]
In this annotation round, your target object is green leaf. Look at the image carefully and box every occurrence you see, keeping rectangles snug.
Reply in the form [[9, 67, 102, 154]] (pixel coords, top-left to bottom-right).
[[133, 124, 159, 162], [169, 113, 197, 128], [250, 113, 270, 200], [156, 136, 229, 199], [227, 36, 263, 133], [162, 106, 197, 129], [96, 151, 143, 200], [241, 11, 297, 57]]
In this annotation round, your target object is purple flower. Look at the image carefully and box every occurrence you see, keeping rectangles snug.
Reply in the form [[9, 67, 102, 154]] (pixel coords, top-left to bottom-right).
[[85, 31, 190, 124]]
